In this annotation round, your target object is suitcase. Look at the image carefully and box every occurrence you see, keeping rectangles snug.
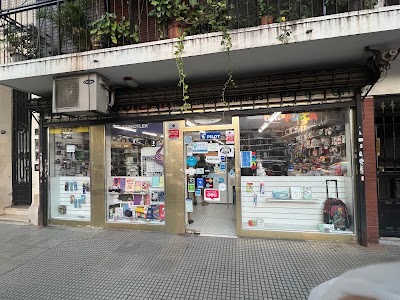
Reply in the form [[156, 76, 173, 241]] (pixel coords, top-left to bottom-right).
[[323, 180, 349, 230]]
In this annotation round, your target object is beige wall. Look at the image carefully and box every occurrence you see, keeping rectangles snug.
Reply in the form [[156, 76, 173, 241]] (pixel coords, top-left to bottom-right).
[[369, 60, 400, 96], [0, 85, 13, 212]]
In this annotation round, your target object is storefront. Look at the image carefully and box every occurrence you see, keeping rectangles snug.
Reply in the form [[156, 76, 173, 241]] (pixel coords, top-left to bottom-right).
[[45, 109, 356, 242], [41, 66, 373, 242]]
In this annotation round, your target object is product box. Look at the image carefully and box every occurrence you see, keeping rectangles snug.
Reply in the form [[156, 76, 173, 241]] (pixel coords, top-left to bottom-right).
[[303, 187, 312, 200], [290, 187, 302, 200], [318, 224, 335, 233]]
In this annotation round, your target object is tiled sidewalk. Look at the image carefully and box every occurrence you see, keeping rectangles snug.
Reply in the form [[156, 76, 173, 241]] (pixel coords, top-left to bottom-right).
[[0, 224, 399, 300]]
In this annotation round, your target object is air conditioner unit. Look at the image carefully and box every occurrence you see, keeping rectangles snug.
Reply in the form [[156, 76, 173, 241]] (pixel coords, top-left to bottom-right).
[[52, 73, 109, 114]]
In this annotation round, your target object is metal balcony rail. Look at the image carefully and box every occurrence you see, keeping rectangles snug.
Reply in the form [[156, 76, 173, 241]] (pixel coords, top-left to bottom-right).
[[0, 0, 398, 64]]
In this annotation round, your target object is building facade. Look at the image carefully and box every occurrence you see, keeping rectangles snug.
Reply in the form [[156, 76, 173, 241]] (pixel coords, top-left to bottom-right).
[[0, 0, 399, 244]]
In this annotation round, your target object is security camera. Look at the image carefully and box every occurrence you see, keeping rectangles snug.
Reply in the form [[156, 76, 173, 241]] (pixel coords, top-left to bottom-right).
[[381, 49, 399, 62]]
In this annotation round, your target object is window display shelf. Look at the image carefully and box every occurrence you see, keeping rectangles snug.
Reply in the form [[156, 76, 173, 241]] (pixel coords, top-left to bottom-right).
[[266, 199, 322, 204]]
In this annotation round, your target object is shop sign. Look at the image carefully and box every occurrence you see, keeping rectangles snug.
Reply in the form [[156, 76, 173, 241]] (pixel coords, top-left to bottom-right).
[[226, 131, 234, 144], [187, 145, 193, 156], [196, 178, 204, 189], [186, 198, 193, 213], [241, 151, 252, 168], [196, 168, 204, 175], [186, 168, 196, 175], [219, 145, 234, 157], [184, 135, 193, 144], [50, 126, 89, 134], [206, 156, 221, 164], [205, 178, 213, 188], [219, 183, 227, 191], [208, 143, 220, 152], [188, 183, 196, 193], [195, 189, 202, 197], [66, 145, 76, 153], [186, 156, 197, 167], [168, 123, 179, 139], [204, 189, 220, 201], [220, 162, 226, 171], [200, 132, 221, 140], [193, 142, 208, 154]]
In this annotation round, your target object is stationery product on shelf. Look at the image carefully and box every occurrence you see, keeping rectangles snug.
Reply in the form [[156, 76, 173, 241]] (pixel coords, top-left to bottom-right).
[[303, 187, 312, 200], [272, 190, 289, 200], [290, 187, 302, 200]]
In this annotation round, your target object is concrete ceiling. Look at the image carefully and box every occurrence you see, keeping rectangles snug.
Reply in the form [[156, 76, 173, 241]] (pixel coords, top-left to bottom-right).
[[1, 7, 399, 97]]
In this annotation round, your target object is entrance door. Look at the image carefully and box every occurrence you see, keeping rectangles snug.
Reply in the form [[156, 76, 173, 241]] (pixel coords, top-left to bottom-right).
[[12, 90, 32, 206], [375, 98, 400, 237], [183, 125, 236, 236]]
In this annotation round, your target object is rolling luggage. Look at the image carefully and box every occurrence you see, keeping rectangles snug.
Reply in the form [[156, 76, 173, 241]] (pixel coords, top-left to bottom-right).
[[323, 180, 349, 231]]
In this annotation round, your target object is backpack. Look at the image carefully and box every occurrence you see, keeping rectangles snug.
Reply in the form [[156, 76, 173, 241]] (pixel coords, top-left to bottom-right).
[[323, 199, 349, 230], [323, 180, 350, 230]]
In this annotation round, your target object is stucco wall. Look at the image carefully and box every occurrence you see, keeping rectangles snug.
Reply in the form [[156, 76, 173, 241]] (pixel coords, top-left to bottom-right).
[[0, 85, 13, 212], [369, 60, 400, 96]]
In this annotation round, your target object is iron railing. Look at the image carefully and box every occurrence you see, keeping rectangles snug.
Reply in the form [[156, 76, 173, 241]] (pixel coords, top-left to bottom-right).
[[0, 0, 398, 64]]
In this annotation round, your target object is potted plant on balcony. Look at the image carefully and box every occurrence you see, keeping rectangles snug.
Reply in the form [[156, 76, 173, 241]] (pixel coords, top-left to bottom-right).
[[38, 0, 90, 52], [3, 24, 42, 61], [258, 0, 275, 25], [149, 0, 192, 39], [90, 12, 139, 49]]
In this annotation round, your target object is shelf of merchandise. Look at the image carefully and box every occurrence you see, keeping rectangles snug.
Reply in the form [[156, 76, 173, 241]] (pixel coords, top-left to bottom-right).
[[266, 199, 322, 204]]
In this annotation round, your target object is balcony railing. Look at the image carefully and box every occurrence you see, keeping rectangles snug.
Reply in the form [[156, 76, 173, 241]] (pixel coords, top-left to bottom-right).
[[0, 0, 398, 64]]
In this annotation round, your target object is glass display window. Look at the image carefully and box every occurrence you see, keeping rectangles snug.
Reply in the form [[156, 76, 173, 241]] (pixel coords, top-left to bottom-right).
[[105, 123, 165, 224], [239, 108, 355, 234], [48, 127, 90, 221]]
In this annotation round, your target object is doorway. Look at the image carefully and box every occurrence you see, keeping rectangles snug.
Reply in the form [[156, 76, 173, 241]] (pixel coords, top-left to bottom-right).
[[183, 123, 237, 236], [12, 90, 32, 206]]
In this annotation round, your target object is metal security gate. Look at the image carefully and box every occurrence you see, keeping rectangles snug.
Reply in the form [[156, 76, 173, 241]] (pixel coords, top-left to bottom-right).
[[375, 97, 400, 237], [12, 90, 32, 206]]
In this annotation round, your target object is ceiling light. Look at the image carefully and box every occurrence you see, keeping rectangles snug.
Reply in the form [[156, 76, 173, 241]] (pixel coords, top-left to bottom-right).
[[258, 112, 282, 133], [142, 131, 157, 137], [112, 125, 137, 133], [186, 120, 196, 127]]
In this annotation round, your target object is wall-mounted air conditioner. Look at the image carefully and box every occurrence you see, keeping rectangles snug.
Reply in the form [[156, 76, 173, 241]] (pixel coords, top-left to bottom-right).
[[52, 73, 109, 114]]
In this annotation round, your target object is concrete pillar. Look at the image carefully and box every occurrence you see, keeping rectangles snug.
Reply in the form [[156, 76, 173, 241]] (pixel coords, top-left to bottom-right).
[[0, 85, 13, 213]]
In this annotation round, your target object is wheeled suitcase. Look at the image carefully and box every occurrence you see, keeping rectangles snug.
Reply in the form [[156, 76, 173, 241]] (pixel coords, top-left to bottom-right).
[[323, 180, 349, 230]]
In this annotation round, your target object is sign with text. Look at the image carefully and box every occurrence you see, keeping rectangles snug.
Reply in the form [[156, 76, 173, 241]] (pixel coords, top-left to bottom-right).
[[192, 142, 208, 154], [168, 123, 179, 139], [241, 151, 252, 168], [204, 189, 220, 202], [225, 130, 234, 144], [200, 132, 221, 140]]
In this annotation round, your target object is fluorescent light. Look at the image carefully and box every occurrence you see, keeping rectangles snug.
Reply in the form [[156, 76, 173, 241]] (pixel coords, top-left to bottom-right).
[[258, 112, 282, 133], [186, 120, 196, 127], [112, 125, 137, 133], [269, 112, 282, 123], [142, 131, 157, 137]]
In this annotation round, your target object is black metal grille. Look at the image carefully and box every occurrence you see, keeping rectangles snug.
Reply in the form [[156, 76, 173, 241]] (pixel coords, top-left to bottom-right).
[[12, 89, 32, 205], [375, 97, 400, 237]]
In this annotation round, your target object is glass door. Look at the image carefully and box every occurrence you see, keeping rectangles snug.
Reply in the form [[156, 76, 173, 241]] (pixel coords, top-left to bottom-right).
[[183, 124, 236, 236]]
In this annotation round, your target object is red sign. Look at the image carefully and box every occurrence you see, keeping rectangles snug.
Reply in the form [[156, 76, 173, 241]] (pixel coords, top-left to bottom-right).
[[204, 189, 220, 201], [168, 129, 179, 139]]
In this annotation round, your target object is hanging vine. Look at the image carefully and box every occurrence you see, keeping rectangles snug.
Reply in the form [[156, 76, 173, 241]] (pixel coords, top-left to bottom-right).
[[174, 32, 190, 110], [221, 27, 235, 106]]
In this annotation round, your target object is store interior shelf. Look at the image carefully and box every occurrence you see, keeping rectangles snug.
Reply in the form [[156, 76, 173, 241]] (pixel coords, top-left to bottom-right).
[[266, 199, 323, 203]]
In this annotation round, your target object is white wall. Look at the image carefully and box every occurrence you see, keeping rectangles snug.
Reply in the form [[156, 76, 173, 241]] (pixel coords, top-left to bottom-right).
[[369, 60, 400, 96], [0, 85, 13, 212]]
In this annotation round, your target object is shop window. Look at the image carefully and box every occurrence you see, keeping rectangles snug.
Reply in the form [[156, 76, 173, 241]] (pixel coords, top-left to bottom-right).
[[106, 124, 165, 224], [240, 109, 355, 233], [48, 128, 90, 221]]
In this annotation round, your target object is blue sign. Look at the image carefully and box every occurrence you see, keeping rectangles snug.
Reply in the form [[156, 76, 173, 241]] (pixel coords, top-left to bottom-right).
[[241, 151, 252, 168], [196, 178, 204, 189], [184, 135, 193, 144], [200, 132, 221, 140], [195, 189, 201, 196], [220, 162, 226, 171], [187, 156, 197, 167], [218, 178, 225, 183]]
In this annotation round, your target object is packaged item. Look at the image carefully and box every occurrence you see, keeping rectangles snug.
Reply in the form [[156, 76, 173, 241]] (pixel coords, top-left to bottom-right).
[[318, 224, 335, 233], [303, 187, 312, 200], [290, 187, 302, 200], [272, 190, 289, 200], [58, 205, 67, 215]]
